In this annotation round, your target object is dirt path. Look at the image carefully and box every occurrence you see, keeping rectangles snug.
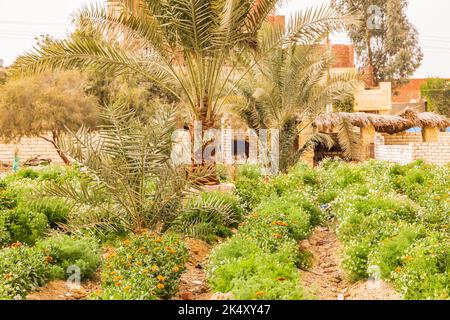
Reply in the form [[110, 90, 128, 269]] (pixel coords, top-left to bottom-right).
[[175, 238, 213, 300], [26, 280, 100, 300], [300, 226, 402, 300]]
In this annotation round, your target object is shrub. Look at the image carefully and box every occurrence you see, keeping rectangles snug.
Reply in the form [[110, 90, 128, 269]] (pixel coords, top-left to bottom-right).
[[342, 238, 373, 281], [2, 208, 48, 245], [0, 245, 47, 300], [93, 232, 188, 300], [392, 234, 450, 300], [26, 198, 69, 227], [369, 227, 421, 278], [0, 187, 18, 210], [16, 168, 39, 180], [208, 237, 304, 300], [36, 234, 101, 280], [256, 193, 322, 239]]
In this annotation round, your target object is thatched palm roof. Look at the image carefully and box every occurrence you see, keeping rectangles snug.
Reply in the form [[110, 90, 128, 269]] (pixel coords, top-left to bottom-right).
[[314, 109, 450, 134]]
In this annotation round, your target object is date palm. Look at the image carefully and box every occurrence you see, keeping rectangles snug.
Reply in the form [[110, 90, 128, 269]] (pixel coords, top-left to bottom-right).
[[13, 0, 350, 178], [232, 39, 359, 171]]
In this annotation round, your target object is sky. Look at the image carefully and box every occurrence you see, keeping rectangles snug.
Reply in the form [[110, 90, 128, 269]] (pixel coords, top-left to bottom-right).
[[0, 0, 449, 78]]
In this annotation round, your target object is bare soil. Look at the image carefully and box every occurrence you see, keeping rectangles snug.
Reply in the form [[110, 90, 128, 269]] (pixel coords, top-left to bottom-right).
[[26, 280, 100, 300], [300, 226, 402, 300], [175, 238, 213, 300]]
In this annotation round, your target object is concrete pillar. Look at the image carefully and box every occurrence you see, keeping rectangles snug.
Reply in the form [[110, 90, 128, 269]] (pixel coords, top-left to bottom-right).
[[421, 127, 439, 143], [360, 125, 376, 161]]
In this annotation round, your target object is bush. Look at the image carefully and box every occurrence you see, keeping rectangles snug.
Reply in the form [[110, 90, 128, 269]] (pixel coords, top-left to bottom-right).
[[369, 227, 420, 278], [93, 232, 188, 300], [1, 208, 48, 245], [208, 237, 304, 300], [36, 234, 101, 280], [0, 245, 47, 300], [26, 198, 69, 227], [16, 168, 39, 180], [392, 234, 450, 300]]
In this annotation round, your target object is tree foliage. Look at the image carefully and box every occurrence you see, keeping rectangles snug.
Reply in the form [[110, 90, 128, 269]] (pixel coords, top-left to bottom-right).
[[233, 39, 358, 171], [334, 0, 423, 86], [420, 78, 450, 117], [0, 71, 98, 163]]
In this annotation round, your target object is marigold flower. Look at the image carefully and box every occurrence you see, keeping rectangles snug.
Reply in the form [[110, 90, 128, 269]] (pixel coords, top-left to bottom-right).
[[255, 291, 265, 297], [172, 266, 180, 272], [113, 275, 124, 282], [123, 239, 131, 246], [10, 242, 23, 248], [272, 233, 282, 239], [136, 261, 143, 266], [395, 267, 402, 273], [115, 282, 122, 287], [3, 273, 13, 280], [155, 237, 162, 243], [157, 275, 165, 282], [156, 283, 165, 289], [111, 270, 119, 275], [151, 265, 159, 272], [44, 256, 53, 263], [142, 269, 149, 274]]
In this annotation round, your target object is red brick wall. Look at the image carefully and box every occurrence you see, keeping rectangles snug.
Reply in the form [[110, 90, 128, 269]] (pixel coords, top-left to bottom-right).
[[392, 79, 427, 103], [331, 45, 355, 68]]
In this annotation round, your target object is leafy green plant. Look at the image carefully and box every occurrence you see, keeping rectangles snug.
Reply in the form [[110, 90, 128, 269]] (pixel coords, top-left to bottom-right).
[[1, 208, 48, 245], [0, 245, 48, 300], [208, 237, 304, 300], [36, 233, 101, 280], [93, 232, 188, 300]]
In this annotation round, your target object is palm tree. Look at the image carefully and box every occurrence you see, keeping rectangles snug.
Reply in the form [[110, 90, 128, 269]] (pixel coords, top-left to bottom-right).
[[13, 0, 350, 180], [232, 39, 358, 172]]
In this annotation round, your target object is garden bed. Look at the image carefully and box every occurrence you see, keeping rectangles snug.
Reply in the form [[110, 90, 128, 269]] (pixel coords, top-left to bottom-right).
[[0, 161, 449, 300]]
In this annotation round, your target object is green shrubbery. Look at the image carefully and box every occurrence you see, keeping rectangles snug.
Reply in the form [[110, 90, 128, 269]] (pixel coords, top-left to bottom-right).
[[318, 160, 449, 299], [0, 245, 48, 300], [93, 232, 188, 300], [36, 234, 101, 280], [207, 187, 321, 299]]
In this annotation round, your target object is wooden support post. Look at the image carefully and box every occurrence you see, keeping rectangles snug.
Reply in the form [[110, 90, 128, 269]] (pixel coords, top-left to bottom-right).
[[360, 125, 376, 161], [421, 127, 439, 143]]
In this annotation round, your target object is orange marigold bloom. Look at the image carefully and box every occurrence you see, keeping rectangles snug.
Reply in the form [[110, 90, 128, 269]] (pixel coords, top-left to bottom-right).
[[395, 267, 402, 273], [255, 291, 265, 297], [151, 265, 159, 272], [115, 282, 122, 287], [113, 275, 124, 282], [172, 266, 180, 272], [156, 283, 165, 289], [3, 273, 13, 280], [157, 275, 165, 282], [44, 256, 53, 263], [10, 242, 23, 248], [272, 233, 282, 239], [155, 237, 162, 243]]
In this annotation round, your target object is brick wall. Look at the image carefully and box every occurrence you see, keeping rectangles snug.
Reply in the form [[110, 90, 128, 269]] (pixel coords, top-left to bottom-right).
[[331, 45, 355, 68], [375, 133, 450, 165], [0, 135, 63, 164], [382, 132, 423, 145]]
